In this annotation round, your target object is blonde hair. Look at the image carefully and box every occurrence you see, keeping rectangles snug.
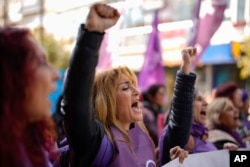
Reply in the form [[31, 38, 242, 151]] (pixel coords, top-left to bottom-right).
[[207, 97, 231, 129], [92, 66, 151, 147]]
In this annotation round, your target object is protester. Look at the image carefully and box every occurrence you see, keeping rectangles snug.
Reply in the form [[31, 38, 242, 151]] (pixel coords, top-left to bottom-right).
[[56, 3, 190, 167], [141, 84, 167, 146], [185, 89, 238, 153], [214, 82, 250, 143], [0, 27, 60, 166], [207, 97, 246, 149]]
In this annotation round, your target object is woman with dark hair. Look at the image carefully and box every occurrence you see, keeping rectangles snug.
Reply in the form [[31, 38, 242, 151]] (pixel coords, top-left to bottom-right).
[[141, 84, 166, 146], [0, 27, 60, 166]]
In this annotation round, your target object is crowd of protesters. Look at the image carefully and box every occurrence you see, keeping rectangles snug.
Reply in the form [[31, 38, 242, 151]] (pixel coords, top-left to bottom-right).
[[1, 2, 250, 167]]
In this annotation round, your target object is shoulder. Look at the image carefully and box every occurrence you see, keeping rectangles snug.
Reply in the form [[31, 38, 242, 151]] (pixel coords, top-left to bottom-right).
[[208, 129, 237, 144], [92, 134, 113, 166]]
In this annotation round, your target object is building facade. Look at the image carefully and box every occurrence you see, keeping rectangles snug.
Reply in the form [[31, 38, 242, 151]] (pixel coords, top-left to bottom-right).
[[2, 0, 250, 102]]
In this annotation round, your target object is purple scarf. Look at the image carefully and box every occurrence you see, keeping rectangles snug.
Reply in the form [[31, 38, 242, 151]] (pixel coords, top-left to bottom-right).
[[215, 125, 246, 148], [191, 122, 208, 141]]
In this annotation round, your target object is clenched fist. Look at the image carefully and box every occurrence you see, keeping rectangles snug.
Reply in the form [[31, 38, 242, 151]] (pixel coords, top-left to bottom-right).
[[85, 3, 120, 33], [180, 47, 197, 74]]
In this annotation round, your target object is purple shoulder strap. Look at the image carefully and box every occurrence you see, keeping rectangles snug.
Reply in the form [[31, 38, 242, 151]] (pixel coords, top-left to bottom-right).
[[92, 134, 113, 167], [54, 134, 113, 167]]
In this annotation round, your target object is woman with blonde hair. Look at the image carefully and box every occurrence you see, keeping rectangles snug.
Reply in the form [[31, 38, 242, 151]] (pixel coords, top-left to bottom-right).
[[207, 97, 246, 149], [57, 3, 194, 167]]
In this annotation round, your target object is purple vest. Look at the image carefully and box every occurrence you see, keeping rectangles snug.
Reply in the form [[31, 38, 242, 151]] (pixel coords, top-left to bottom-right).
[[92, 134, 113, 167], [110, 124, 156, 167], [93, 124, 156, 167]]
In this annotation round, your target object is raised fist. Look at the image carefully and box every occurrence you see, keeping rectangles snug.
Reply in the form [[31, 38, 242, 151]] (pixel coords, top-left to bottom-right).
[[180, 47, 197, 74], [85, 3, 120, 33]]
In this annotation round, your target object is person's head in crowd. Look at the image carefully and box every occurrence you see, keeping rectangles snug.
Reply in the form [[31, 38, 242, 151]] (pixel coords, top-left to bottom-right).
[[141, 84, 166, 110], [193, 88, 209, 126], [168, 88, 209, 128], [185, 89, 238, 153], [0, 27, 60, 166], [140, 84, 166, 147], [207, 97, 240, 131], [92, 66, 149, 142], [214, 82, 243, 110], [207, 97, 247, 148]]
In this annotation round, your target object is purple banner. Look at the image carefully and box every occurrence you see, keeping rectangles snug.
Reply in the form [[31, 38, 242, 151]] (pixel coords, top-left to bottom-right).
[[189, 0, 227, 70]]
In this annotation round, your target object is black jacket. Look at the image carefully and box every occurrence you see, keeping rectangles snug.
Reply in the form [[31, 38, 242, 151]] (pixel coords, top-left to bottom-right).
[[160, 70, 196, 165], [60, 25, 105, 167]]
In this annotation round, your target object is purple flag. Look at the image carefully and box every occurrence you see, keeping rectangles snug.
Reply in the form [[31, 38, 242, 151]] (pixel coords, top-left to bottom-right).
[[188, 0, 202, 47], [97, 31, 112, 70], [138, 11, 165, 92], [189, 0, 227, 70]]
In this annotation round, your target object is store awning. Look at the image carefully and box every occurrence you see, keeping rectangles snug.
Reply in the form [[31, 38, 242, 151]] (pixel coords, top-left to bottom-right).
[[201, 43, 235, 65]]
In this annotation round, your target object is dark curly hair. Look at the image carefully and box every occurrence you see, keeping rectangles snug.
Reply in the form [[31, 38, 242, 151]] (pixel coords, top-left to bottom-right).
[[214, 82, 238, 101]]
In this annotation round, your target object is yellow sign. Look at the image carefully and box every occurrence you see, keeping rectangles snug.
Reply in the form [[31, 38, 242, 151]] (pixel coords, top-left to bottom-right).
[[231, 41, 241, 60], [231, 37, 250, 79]]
